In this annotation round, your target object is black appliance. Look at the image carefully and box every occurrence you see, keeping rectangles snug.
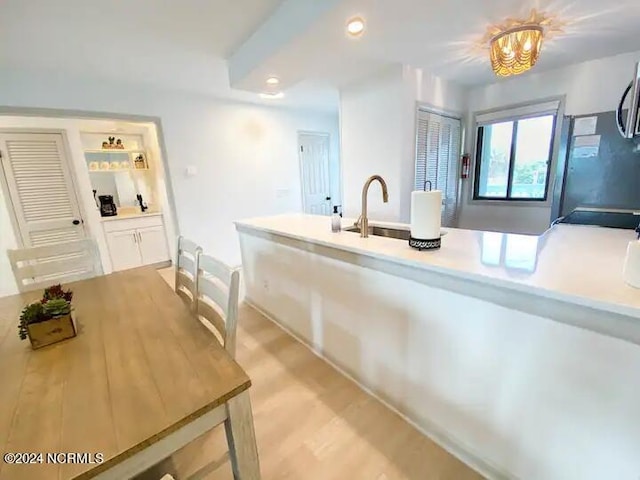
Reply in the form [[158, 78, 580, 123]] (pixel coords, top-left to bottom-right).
[[557, 208, 639, 229], [136, 194, 148, 212], [551, 110, 640, 230], [616, 61, 640, 138], [98, 195, 117, 217]]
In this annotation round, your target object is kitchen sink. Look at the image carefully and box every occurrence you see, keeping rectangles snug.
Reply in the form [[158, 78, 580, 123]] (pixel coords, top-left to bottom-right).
[[344, 225, 411, 241]]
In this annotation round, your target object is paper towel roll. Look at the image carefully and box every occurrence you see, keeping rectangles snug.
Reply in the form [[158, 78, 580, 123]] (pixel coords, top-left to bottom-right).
[[623, 240, 640, 288], [410, 190, 442, 240]]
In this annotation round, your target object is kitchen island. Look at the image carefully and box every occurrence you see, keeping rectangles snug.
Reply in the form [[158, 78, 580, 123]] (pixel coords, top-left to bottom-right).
[[236, 214, 640, 480]]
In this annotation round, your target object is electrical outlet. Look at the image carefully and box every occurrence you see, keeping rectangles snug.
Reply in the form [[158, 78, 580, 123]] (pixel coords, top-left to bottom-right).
[[262, 279, 270, 291]]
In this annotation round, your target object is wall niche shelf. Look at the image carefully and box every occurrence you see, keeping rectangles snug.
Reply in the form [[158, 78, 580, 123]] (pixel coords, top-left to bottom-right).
[[85, 149, 149, 172], [89, 168, 150, 173], [84, 149, 146, 154]]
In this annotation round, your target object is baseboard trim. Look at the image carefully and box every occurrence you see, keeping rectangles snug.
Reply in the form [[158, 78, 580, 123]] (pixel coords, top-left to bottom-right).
[[151, 260, 172, 269], [245, 297, 513, 480]]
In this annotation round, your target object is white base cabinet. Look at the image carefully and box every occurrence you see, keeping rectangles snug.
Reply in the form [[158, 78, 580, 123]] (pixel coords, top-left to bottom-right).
[[103, 214, 170, 272], [107, 230, 143, 271], [138, 226, 170, 265]]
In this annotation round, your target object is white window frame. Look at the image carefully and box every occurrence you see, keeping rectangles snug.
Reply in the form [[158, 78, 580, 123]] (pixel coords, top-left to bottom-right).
[[469, 96, 566, 208]]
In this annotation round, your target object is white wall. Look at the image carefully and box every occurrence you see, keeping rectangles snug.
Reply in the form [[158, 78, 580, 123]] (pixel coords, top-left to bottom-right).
[[340, 67, 406, 222], [0, 68, 340, 293], [340, 65, 467, 223], [468, 50, 640, 117], [458, 50, 640, 234], [408, 66, 468, 114], [167, 99, 339, 264]]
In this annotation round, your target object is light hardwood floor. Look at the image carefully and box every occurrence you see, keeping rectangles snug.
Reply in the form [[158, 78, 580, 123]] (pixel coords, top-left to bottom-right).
[[157, 267, 483, 480]]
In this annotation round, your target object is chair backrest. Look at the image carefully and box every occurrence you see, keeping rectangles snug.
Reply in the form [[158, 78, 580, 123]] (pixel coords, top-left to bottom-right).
[[174, 235, 202, 308], [7, 238, 102, 292], [195, 252, 241, 357]]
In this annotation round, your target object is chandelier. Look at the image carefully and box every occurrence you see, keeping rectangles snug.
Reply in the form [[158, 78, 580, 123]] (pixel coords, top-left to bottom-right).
[[490, 24, 543, 77], [481, 9, 565, 78]]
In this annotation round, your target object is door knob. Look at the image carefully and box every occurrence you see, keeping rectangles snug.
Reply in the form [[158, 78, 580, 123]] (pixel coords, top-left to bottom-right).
[[72, 220, 80, 225], [325, 196, 331, 201]]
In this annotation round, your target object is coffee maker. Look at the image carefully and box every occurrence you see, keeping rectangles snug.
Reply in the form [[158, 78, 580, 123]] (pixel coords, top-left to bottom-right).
[[98, 195, 117, 217]]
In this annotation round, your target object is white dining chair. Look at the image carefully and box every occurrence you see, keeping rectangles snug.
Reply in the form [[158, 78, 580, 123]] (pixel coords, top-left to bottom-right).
[[193, 253, 255, 480], [7, 238, 102, 292], [175, 235, 202, 310], [195, 252, 241, 358], [158, 253, 248, 480]]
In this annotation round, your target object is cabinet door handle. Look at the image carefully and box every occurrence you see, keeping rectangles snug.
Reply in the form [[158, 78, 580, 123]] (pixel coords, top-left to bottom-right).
[[138, 232, 142, 243], [133, 233, 137, 244]]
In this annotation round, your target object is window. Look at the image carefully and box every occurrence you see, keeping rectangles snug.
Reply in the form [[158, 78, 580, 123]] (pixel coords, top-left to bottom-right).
[[415, 109, 462, 227], [473, 113, 557, 201]]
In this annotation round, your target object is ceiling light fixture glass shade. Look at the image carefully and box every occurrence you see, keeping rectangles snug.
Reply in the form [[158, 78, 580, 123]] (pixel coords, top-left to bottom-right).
[[490, 25, 543, 77], [346, 17, 365, 37]]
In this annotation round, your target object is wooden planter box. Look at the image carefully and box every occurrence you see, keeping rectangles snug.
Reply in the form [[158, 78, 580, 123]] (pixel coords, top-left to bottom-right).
[[27, 312, 76, 349]]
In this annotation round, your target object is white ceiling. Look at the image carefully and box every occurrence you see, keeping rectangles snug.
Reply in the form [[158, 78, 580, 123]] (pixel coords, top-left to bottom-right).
[[3, 0, 640, 111], [232, 0, 640, 91], [1, 0, 280, 67], [0, 0, 338, 112]]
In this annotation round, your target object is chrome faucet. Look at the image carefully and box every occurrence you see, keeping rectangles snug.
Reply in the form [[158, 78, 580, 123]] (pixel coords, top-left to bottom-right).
[[356, 175, 389, 238]]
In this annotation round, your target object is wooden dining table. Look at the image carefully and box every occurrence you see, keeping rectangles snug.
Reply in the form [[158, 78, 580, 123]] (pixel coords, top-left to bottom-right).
[[0, 267, 260, 480]]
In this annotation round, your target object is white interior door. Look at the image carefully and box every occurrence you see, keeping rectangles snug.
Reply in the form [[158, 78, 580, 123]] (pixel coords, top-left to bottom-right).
[[299, 133, 331, 215], [0, 132, 85, 247]]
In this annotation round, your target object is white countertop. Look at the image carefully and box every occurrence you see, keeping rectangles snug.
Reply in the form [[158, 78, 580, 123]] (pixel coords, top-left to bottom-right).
[[235, 214, 640, 320], [100, 211, 162, 222]]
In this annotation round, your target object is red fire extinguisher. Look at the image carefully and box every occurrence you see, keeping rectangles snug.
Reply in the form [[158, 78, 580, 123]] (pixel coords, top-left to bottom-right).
[[461, 153, 470, 179]]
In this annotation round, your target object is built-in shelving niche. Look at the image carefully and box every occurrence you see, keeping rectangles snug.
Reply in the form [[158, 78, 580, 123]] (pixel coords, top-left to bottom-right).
[[82, 133, 155, 209]]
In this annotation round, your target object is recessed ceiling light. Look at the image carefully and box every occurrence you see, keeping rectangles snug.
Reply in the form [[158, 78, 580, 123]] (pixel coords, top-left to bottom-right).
[[259, 92, 284, 99], [266, 76, 280, 86], [347, 17, 365, 37]]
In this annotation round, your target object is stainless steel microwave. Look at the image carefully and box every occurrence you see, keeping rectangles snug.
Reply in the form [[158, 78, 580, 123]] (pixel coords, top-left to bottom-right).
[[617, 62, 640, 138]]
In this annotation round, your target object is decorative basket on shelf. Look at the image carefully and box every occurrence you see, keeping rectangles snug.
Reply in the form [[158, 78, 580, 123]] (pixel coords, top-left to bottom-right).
[[18, 284, 77, 350]]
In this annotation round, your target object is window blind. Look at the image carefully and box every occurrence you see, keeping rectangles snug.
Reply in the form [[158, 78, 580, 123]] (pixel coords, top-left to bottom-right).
[[475, 100, 560, 126], [415, 110, 462, 227]]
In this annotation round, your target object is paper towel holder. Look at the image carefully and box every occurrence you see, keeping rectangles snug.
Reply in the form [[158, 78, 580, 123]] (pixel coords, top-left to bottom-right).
[[409, 235, 441, 251], [410, 180, 441, 251]]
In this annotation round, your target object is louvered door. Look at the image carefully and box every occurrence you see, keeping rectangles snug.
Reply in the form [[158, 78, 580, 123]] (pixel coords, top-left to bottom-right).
[[441, 119, 461, 227], [415, 111, 462, 227], [0, 133, 85, 247]]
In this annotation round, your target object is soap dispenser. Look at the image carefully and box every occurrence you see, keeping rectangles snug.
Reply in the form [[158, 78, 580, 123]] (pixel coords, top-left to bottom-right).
[[331, 206, 341, 232]]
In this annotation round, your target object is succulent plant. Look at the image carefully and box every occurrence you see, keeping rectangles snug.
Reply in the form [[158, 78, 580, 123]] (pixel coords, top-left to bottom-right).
[[18, 302, 46, 340], [42, 284, 73, 303], [18, 286, 74, 341], [42, 298, 71, 318]]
